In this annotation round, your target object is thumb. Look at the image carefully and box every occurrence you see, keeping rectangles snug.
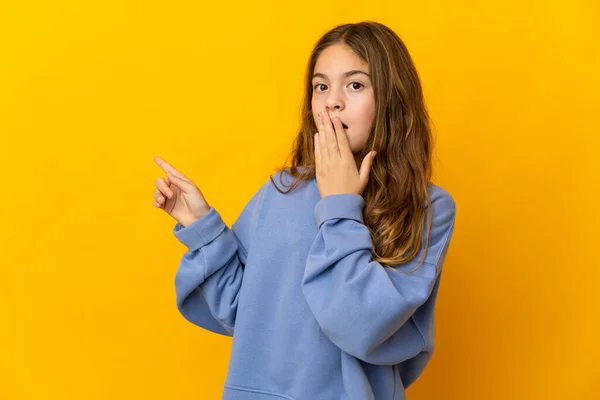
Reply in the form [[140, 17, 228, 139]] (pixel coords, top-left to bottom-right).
[[359, 151, 377, 188]]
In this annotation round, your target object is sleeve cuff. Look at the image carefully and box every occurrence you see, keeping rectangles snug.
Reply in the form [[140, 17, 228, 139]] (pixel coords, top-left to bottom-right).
[[172, 206, 227, 252], [314, 193, 365, 229]]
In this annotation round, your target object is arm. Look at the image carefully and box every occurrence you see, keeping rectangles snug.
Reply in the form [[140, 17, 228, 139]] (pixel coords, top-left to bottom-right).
[[173, 182, 267, 335], [301, 189, 456, 365]]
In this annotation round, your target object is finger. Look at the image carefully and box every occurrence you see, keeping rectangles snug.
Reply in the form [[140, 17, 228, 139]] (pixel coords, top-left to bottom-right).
[[318, 111, 331, 158], [167, 171, 195, 194], [317, 115, 329, 162], [154, 188, 166, 204], [316, 111, 327, 158], [155, 177, 173, 199], [154, 156, 192, 183], [322, 110, 339, 157], [332, 116, 352, 159], [314, 131, 321, 173]]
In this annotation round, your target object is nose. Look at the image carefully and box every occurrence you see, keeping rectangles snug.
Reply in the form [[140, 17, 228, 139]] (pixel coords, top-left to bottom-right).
[[325, 88, 344, 112]]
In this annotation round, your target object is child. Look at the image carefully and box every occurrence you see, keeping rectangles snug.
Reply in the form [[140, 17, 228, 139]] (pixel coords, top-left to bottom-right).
[[153, 21, 456, 400]]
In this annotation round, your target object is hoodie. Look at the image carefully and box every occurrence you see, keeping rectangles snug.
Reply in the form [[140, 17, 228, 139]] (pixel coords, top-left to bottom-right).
[[172, 168, 456, 399]]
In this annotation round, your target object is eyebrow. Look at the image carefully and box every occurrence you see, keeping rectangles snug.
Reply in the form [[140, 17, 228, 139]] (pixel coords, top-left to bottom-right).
[[312, 70, 370, 81]]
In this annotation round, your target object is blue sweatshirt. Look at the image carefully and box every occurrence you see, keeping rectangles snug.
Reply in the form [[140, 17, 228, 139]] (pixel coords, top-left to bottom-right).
[[172, 168, 456, 400]]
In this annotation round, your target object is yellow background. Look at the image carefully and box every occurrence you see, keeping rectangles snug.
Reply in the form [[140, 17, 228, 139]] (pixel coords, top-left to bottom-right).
[[1, 0, 598, 399]]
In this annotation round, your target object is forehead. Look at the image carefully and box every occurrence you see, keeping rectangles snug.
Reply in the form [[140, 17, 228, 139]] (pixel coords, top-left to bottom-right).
[[313, 44, 369, 75]]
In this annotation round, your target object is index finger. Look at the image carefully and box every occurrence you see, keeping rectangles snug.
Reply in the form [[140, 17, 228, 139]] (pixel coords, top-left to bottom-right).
[[154, 156, 191, 181]]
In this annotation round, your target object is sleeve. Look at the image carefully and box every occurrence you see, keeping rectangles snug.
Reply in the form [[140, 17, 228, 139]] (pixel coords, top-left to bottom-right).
[[172, 181, 267, 336], [301, 189, 456, 365]]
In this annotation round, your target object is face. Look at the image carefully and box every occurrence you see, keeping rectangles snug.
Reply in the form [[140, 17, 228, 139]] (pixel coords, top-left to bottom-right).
[[311, 43, 376, 159]]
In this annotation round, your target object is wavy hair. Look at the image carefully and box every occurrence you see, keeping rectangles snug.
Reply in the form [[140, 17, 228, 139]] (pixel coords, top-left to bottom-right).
[[270, 21, 434, 270]]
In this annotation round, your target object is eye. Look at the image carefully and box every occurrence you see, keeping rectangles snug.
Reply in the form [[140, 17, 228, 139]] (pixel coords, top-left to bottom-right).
[[313, 82, 365, 92]]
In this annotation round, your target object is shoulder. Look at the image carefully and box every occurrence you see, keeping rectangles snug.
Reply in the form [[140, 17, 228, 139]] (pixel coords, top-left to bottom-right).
[[428, 183, 456, 215], [266, 166, 315, 194], [426, 183, 456, 238]]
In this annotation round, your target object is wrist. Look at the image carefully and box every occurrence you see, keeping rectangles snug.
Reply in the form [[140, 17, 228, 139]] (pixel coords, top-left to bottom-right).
[[180, 208, 210, 228]]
